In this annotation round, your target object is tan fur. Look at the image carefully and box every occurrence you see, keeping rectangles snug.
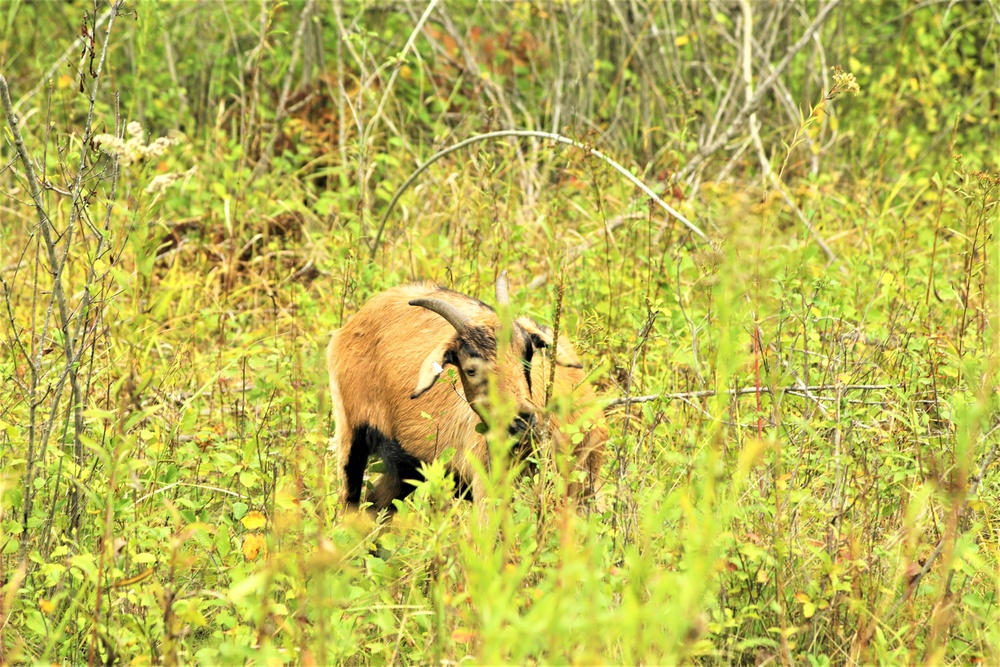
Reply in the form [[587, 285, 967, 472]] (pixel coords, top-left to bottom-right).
[[327, 282, 538, 512], [518, 318, 608, 500]]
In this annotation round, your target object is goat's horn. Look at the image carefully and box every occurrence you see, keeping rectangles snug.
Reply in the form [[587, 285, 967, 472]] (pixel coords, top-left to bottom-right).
[[495, 270, 509, 306], [409, 298, 471, 334]]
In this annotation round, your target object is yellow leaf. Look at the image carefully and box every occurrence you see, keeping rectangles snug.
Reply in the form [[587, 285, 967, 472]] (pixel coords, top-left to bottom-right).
[[275, 491, 300, 510], [241, 511, 267, 530], [0, 419, 17, 439], [242, 533, 266, 561], [675, 34, 689, 47]]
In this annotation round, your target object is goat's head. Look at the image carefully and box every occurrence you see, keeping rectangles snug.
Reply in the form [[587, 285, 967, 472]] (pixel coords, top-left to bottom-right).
[[409, 278, 539, 435]]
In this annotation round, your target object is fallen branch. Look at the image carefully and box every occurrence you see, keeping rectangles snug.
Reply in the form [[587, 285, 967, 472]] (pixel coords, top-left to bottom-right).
[[370, 129, 710, 259]]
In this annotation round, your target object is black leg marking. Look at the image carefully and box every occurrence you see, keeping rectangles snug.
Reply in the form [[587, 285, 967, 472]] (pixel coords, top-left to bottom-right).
[[344, 426, 374, 506], [371, 435, 428, 511], [452, 473, 473, 501]]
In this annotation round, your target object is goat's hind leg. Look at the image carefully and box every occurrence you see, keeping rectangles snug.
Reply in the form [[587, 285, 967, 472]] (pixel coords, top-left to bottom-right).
[[370, 433, 426, 514], [338, 425, 372, 512]]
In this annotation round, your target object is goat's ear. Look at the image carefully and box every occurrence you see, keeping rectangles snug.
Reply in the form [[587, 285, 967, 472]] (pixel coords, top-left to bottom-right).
[[412, 340, 455, 399], [518, 318, 583, 368], [517, 317, 553, 349]]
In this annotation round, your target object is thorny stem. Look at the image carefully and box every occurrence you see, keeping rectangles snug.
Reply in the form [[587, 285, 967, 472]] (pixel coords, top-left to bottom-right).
[[546, 280, 566, 409]]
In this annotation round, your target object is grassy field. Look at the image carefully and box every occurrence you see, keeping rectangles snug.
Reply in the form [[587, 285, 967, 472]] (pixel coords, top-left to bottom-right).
[[1, 1, 998, 664]]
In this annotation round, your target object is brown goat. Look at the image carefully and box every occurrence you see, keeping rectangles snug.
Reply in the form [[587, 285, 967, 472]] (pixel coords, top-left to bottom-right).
[[327, 282, 541, 512]]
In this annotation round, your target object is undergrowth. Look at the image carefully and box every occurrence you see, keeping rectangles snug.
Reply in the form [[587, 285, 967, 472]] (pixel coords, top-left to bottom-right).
[[1, 1, 998, 665]]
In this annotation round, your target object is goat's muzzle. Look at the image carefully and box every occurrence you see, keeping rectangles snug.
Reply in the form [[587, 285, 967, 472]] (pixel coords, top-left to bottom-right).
[[508, 410, 537, 438]]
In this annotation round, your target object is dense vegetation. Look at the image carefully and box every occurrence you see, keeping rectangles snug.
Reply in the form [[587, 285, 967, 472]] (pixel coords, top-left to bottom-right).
[[1, 1, 998, 664]]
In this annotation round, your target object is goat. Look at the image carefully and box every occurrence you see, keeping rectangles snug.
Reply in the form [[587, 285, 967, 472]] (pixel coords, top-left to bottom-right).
[[326, 281, 542, 513]]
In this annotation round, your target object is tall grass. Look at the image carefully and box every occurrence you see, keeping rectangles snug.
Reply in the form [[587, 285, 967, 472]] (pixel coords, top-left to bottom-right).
[[1, 1, 998, 664]]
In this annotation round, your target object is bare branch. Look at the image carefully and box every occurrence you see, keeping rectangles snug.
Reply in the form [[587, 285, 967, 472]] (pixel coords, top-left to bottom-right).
[[674, 0, 843, 183], [371, 129, 710, 259]]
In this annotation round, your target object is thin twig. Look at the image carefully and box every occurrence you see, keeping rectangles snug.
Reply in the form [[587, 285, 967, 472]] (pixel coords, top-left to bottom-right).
[[135, 482, 247, 504], [365, 0, 439, 142], [739, 0, 769, 185], [604, 383, 893, 409], [616, 306, 660, 437], [2, 1, 122, 546], [11, 5, 115, 114], [250, 0, 316, 181]]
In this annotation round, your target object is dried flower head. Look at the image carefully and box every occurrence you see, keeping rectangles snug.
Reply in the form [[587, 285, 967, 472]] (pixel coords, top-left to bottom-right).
[[93, 122, 179, 166], [830, 66, 861, 98], [145, 166, 197, 194]]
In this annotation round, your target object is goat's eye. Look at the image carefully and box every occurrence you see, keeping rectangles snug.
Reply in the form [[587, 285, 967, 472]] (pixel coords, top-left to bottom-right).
[[465, 368, 476, 377]]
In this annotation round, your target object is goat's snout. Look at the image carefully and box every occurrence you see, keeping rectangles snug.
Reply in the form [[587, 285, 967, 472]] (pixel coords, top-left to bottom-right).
[[508, 410, 537, 437]]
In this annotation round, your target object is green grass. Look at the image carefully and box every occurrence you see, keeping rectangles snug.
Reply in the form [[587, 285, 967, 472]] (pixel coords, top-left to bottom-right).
[[1, 1, 999, 664]]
